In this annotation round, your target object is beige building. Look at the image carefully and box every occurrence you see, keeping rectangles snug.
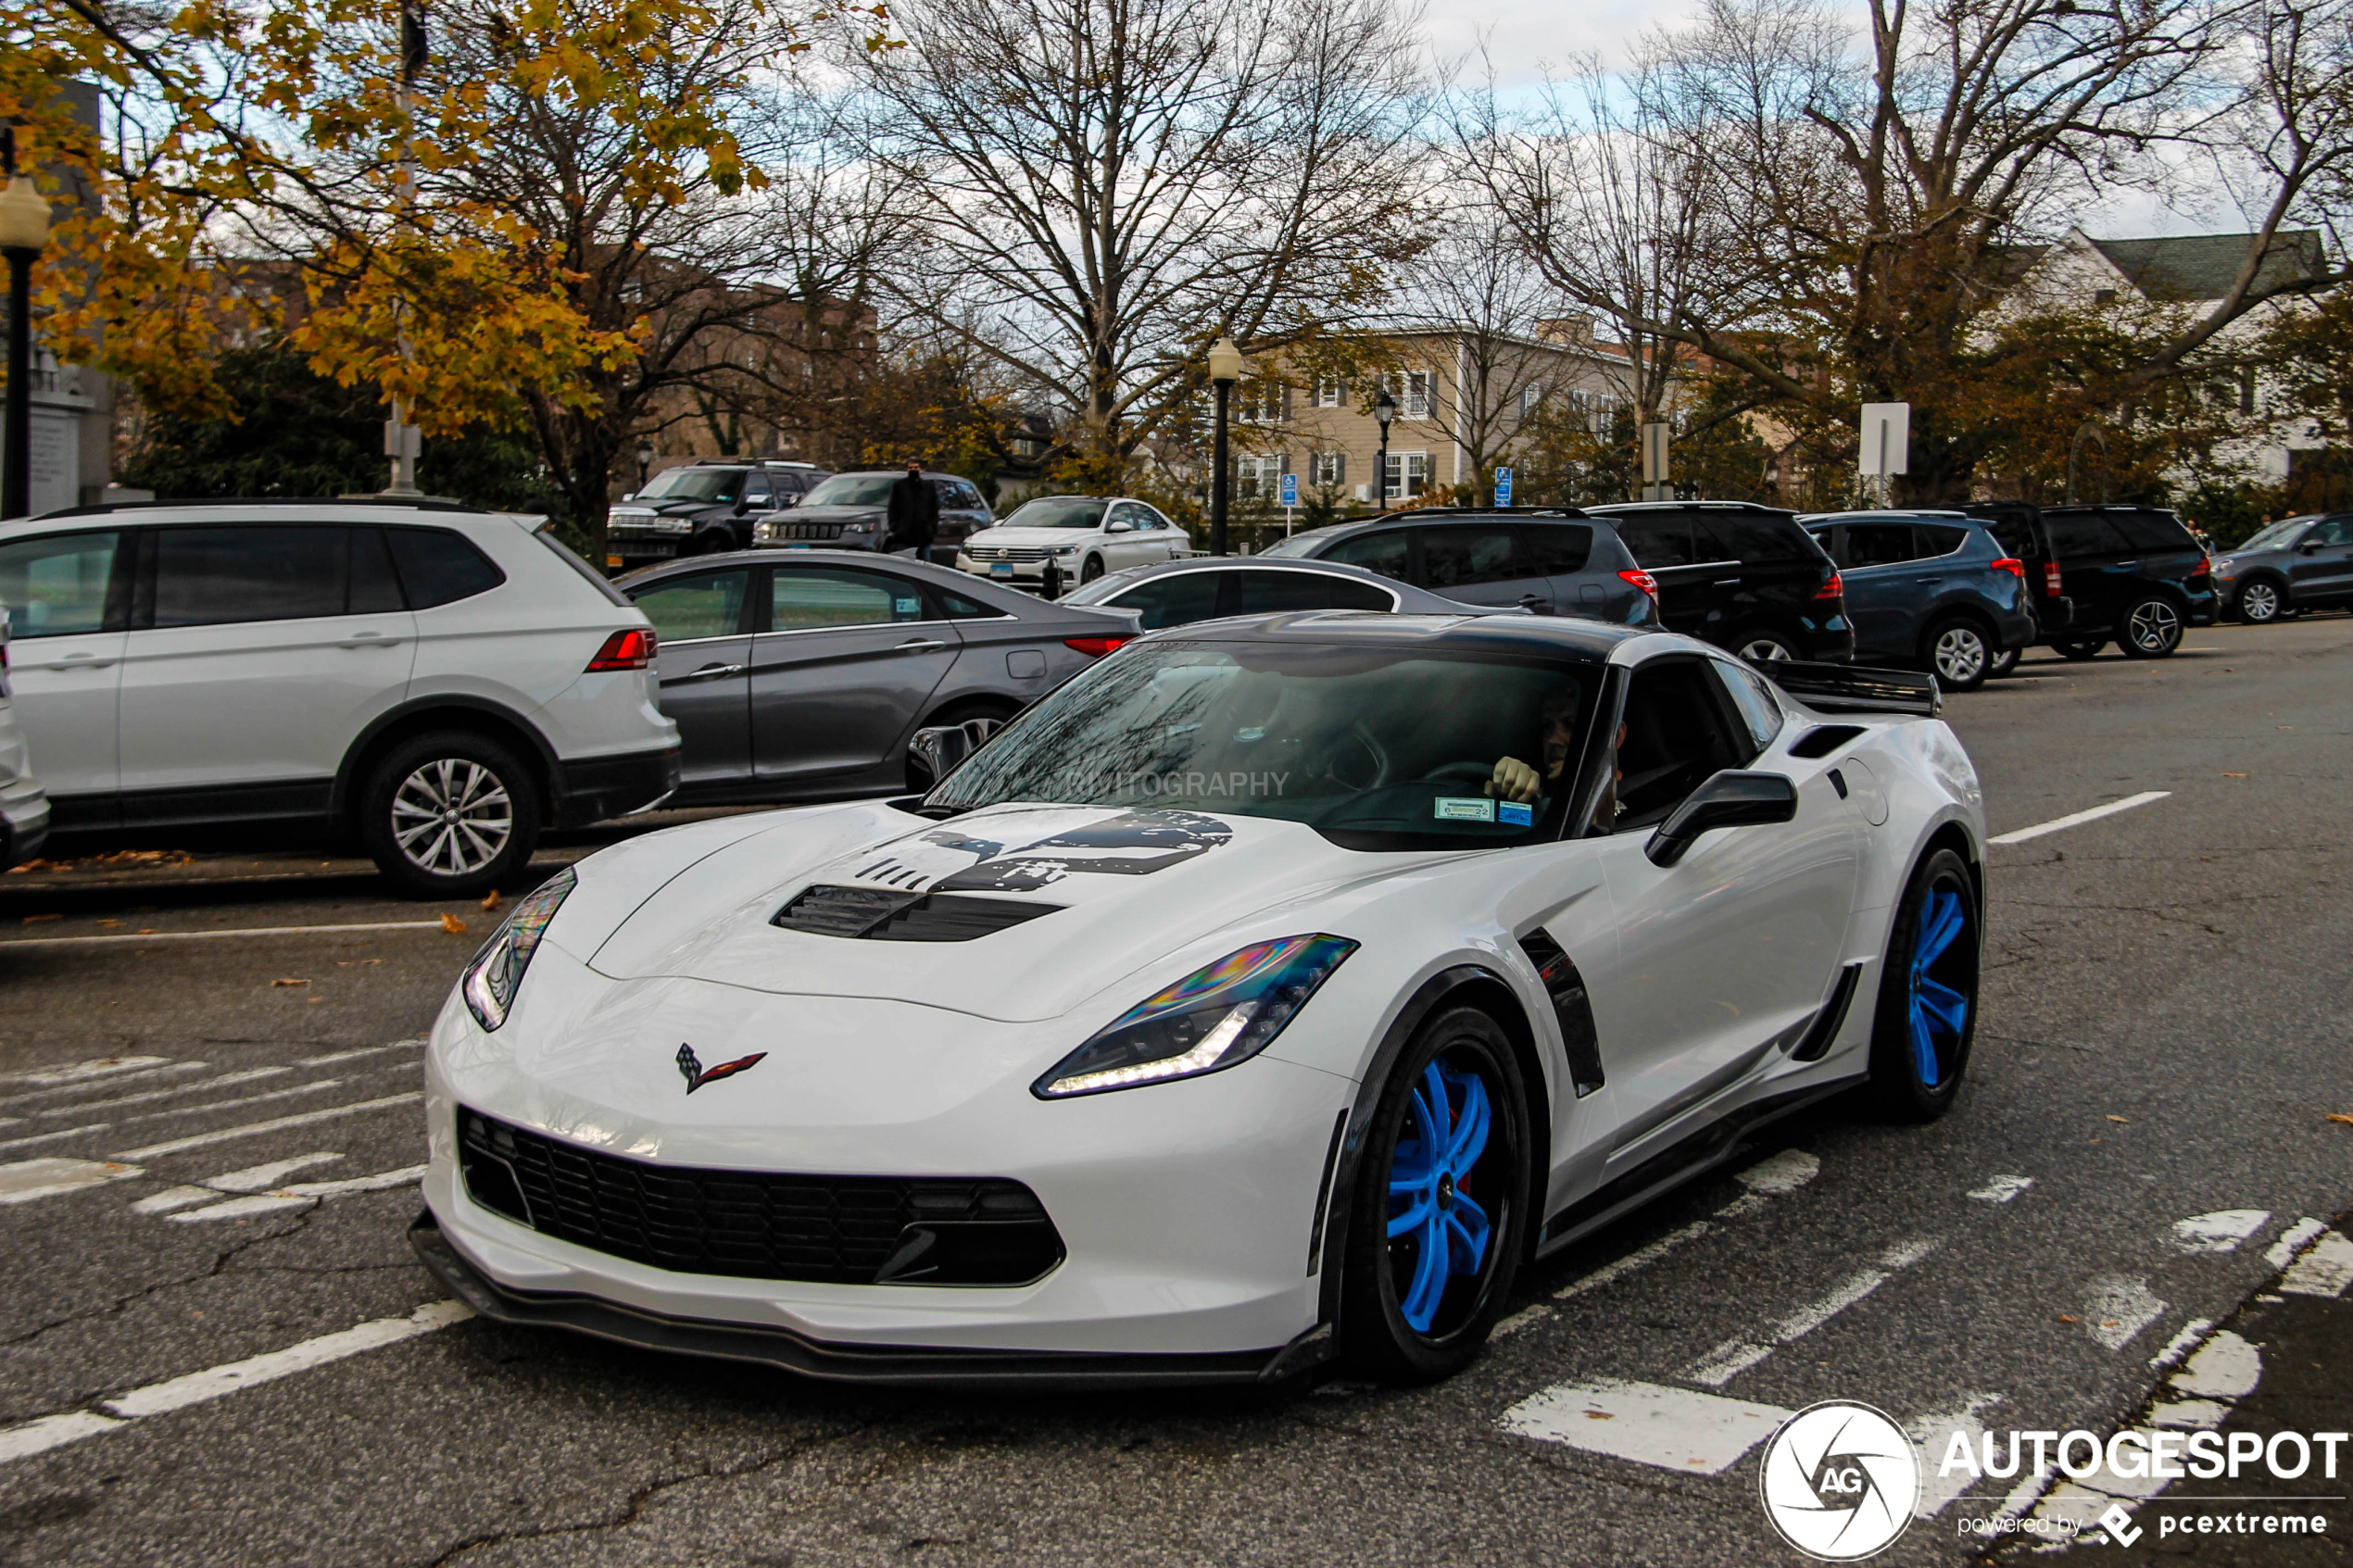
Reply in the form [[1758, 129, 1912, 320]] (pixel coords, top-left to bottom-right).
[[1231, 321, 1638, 508]]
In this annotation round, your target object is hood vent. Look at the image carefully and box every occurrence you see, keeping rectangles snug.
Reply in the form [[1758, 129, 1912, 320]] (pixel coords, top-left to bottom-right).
[[773, 884, 1064, 942]]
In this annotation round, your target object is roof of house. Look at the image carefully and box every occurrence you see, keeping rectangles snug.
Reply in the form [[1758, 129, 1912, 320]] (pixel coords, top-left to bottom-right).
[[2084, 231, 2327, 302]]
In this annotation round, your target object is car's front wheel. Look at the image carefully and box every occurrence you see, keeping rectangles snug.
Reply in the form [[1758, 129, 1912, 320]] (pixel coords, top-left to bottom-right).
[[1867, 847, 1980, 1122], [1734, 629, 1800, 663], [359, 732, 543, 897], [2119, 595, 2184, 658], [1341, 1004, 1529, 1384], [1080, 556, 1106, 583], [1923, 617, 1992, 692], [2236, 579, 2286, 624]]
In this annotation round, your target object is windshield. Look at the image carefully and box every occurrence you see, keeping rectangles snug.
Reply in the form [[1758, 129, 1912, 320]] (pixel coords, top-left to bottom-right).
[[801, 474, 902, 508], [1000, 496, 1108, 530], [927, 642, 1603, 850], [2234, 516, 2318, 553], [637, 468, 743, 502]]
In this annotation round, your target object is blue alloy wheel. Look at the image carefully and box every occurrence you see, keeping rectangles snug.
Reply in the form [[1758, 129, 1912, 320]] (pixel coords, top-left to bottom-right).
[[1385, 1059, 1494, 1333], [1907, 887, 1971, 1087], [1868, 847, 1979, 1121]]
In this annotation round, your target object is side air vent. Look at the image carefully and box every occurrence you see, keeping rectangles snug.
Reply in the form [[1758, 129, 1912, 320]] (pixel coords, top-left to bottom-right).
[[1518, 929, 1606, 1097], [773, 884, 1063, 942], [1789, 724, 1867, 759]]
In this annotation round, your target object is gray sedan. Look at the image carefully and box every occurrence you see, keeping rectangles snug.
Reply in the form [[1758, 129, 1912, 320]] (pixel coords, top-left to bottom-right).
[[1061, 556, 1521, 629], [618, 550, 1139, 803]]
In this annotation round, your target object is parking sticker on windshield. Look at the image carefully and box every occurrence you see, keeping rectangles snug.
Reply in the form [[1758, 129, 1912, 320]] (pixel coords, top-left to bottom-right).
[[1435, 797, 1495, 822], [1496, 800, 1533, 826]]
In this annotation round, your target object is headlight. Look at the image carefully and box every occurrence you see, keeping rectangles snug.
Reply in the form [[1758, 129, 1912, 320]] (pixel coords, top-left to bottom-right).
[[461, 867, 576, 1031], [2212, 557, 2234, 572], [1033, 934, 1357, 1098], [753, 521, 777, 541], [1051, 543, 1080, 555]]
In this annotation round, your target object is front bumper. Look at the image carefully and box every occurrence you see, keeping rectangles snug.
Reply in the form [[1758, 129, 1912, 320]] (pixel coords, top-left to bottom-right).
[[548, 745, 681, 827], [956, 552, 1082, 584]]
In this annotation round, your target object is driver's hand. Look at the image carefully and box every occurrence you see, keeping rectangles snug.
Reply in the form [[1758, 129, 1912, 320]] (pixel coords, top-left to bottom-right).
[[1488, 757, 1540, 804]]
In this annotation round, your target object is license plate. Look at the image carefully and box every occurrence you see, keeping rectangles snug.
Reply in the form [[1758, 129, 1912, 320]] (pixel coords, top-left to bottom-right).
[[786, 544, 813, 550], [990, 562, 1014, 578], [606, 554, 623, 568]]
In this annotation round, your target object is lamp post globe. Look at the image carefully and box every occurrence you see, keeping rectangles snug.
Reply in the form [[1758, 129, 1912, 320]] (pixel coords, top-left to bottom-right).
[[0, 169, 53, 522], [1372, 385, 1397, 514], [1206, 335, 1246, 556], [635, 440, 654, 485]]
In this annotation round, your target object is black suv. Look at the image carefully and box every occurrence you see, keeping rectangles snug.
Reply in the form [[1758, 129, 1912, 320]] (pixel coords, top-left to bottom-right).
[[605, 460, 831, 567], [1258, 508, 1657, 623], [1965, 503, 2214, 659], [1582, 501, 1854, 662]]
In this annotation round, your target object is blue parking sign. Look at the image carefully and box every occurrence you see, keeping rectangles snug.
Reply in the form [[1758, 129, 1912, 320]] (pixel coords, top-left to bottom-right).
[[1277, 471, 1298, 508], [1493, 467, 1513, 507]]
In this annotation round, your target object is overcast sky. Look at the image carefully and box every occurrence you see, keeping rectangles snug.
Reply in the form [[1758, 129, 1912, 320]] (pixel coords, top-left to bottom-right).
[[1428, 0, 2247, 239]]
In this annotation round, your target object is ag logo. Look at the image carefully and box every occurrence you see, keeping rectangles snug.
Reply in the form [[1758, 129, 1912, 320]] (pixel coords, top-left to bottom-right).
[[1757, 1399, 1919, 1561], [675, 1043, 766, 1094]]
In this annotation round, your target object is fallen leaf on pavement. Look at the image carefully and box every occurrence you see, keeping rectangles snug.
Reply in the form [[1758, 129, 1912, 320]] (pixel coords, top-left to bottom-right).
[[2222, 772, 2248, 778], [21, 913, 60, 922], [480, 889, 501, 912], [271, 977, 309, 987], [2106, 1114, 2130, 1123], [2326, 1114, 2353, 1127], [2058, 1314, 2079, 1323], [441, 913, 468, 935]]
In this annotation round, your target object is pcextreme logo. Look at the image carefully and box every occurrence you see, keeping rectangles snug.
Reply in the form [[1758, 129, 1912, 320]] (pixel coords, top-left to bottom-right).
[[1758, 1400, 1921, 1561]]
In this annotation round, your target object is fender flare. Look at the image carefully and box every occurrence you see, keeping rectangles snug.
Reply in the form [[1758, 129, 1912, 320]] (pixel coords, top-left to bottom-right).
[[333, 695, 561, 820]]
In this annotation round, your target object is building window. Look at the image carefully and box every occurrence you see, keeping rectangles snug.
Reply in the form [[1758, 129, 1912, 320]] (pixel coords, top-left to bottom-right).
[[1236, 379, 1290, 425], [2093, 287, 2119, 306], [1384, 451, 1430, 501], [1237, 454, 1288, 499], [1315, 376, 1344, 408], [1520, 382, 1544, 416], [1310, 451, 1346, 485], [1403, 371, 1430, 420]]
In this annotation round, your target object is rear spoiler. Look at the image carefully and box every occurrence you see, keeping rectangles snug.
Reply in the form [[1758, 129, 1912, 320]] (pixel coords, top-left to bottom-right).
[[1755, 659, 1942, 718]]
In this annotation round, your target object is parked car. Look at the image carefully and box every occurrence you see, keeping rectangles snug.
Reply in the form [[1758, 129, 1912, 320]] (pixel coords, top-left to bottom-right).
[[1799, 511, 2039, 692], [1579, 501, 1851, 660], [605, 460, 831, 568], [2210, 511, 2353, 623], [1259, 509, 1656, 623], [1062, 556, 1523, 630], [1957, 501, 2072, 673], [0, 604, 52, 869], [954, 495, 1190, 588], [617, 549, 1139, 802], [2019, 505, 2216, 659], [0, 499, 679, 895], [751, 470, 994, 564]]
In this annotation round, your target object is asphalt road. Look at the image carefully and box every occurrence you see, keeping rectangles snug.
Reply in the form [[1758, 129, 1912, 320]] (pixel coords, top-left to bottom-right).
[[0, 618, 2347, 1568]]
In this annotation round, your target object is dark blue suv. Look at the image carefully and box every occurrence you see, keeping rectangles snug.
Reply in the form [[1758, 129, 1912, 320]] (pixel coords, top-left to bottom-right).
[[1800, 511, 2039, 692]]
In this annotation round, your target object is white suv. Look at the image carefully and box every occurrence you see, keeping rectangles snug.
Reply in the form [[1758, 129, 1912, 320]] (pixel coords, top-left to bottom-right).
[[0, 604, 53, 869], [0, 500, 678, 895]]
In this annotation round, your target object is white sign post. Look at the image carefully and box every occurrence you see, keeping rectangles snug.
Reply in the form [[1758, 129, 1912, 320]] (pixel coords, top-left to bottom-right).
[[1640, 423, 1669, 501], [1859, 402, 1909, 503], [1277, 470, 1297, 534]]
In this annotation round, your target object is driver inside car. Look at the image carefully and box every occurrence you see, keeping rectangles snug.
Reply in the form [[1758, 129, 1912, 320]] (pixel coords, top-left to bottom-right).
[[1484, 689, 1588, 806]]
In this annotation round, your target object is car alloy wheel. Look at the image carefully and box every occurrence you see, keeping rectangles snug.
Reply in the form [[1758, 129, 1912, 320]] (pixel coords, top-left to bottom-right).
[[2238, 581, 2283, 623], [1737, 633, 1796, 662], [1342, 1006, 1527, 1382], [1080, 556, 1105, 583], [1868, 848, 1979, 1122], [1929, 621, 1989, 690], [395, 759, 513, 877], [2120, 596, 2183, 658], [1986, 645, 2020, 679]]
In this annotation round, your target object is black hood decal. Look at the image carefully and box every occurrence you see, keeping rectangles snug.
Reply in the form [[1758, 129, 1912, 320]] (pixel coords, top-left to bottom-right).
[[849, 809, 1233, 894]]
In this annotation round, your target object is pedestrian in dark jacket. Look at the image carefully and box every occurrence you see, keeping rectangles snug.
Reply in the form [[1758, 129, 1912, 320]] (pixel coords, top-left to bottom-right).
[[886, 460, 939, 560]]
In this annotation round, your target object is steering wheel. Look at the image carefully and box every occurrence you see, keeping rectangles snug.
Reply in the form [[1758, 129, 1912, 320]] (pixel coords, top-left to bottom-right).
[[1331, 721, 1392, 792], [1419, 759, 1495, 784]]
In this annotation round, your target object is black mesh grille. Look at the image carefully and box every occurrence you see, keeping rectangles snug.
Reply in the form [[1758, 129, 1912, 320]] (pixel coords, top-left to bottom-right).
[[773, 884, 1063, 941], [776, 520, 845, 540], [458, 1109, 1063, 1286]]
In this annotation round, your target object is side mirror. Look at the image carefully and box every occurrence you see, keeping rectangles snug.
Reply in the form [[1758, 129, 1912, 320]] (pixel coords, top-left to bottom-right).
[[774, 494, 797, 509], [908, 716, 1003, 788], [1105, 519, 1135, 533], [1644, 770, 1799, 867], [621, 492, 635, 502], [2300, 539, 2323, 554]]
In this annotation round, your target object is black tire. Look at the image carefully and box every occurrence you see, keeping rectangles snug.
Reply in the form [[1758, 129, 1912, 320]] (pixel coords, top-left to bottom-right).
[[1080, 556, 1106, 583], [2235, 578, 2286, 624], [1732, 628, 1800, 664], [1922, 616, 1993, 692], [2053, 638, 2106, 660], [1866, 847, 1980, 1122], [903, 698, 1019, 793], [1985, 645, 2020, 680], [1340, 1005, 1530, 1384], [358, 731, 543, 897], [2118, 595, 2184, 659]]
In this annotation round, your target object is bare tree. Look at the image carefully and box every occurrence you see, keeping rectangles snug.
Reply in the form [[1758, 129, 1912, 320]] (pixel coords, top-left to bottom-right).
[[848, 0, 1432, 478]]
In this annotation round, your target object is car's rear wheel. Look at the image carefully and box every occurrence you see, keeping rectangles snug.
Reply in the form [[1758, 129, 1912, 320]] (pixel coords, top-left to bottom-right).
[[2119, 595, 2184, 658], [1341, 1005, 1529, 1384], [1734, 628, 1800, 663], [1923, 617, 1992, 692], [1867, 847, 1979, 1122], [359, 731, 542, 897], [1986, 645, 2021, 680], [2236, 579, 2285, 624], [2054, 638, 2106, 660]]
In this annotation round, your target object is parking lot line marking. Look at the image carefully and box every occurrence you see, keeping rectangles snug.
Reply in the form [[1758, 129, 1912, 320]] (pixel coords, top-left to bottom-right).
[[113, 1092, 422, 1160], [1554, 1221, 1711, 1301], [202, 1152, 347, 1193], [1988, 791, 2171, 845], [0, 1300, 475, 1468], [107, 1077, 346, 1128], [0, 920, 447, 950], [0, 1158, 144, 1205], [1969, 1174, 2034, 1203], [130, 1185, 219, 1215], [296, 1040, 425, 1069], [0, 1123, 115, 1155], [0, 1056, 172, 1090], [2279, 1231, 2353, 1298], [2170, 1210, 2271, 1253], [2084, 1274, 2167, 1350], [36, 1066, 291, 1119], [2264, 1217, 2328, 1269], [1500, 1377, 1792, 1474], [169, 1164, 427, 1223], [1682, 1238, 1938, 1386], [0, 1061, 208, 1114]]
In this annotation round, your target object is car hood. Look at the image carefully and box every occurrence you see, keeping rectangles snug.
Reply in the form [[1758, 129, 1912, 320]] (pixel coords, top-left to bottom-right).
[[614, 498, 725, 519], [964, 526, 1106, 548], [777, 504, 887, 523], [564, 800, 1420, 1023]]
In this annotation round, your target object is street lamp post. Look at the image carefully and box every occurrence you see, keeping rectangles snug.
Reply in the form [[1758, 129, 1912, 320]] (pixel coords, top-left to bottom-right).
[[1372, 386, 1397, 513], [1207, 335, 1244, 556], [635, 440, 654, 488], [0, 131, 53, 522]]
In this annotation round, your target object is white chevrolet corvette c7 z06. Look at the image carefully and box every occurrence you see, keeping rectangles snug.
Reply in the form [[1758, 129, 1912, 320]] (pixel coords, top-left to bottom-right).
[[413, 611, 1987, 1388]]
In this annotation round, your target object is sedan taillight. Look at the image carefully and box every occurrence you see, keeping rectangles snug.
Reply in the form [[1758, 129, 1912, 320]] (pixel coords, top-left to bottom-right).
[[1991, 556, 2026, 581], [1063, 635, 1133, 659], [2044, 560, 2064, 597], [1617, 568, 1659, 597], [585, 628, 657, 671], [1812, 571, 1843, 601]]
